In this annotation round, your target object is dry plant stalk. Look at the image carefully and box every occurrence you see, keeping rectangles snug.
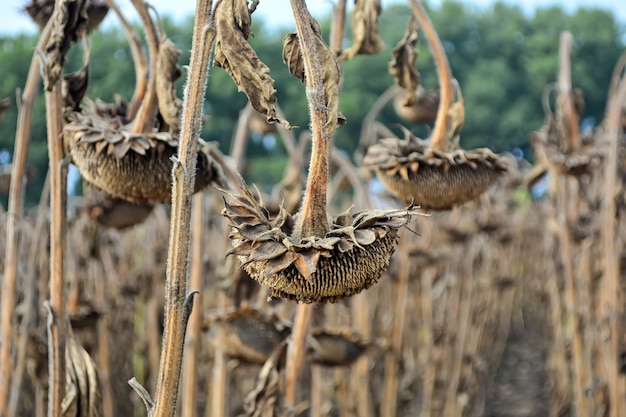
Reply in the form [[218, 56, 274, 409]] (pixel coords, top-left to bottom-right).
[[0, 20, 53, 417], [329, 0, 347, 55], [41, 0, 90, 414], [180, 193, 205, 417], [128, 0, 215, 416], [599, 56, 626, 417]]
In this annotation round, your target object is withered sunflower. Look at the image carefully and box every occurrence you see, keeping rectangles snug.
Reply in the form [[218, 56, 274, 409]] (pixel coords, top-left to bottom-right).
[[363, 0, 507, 210], [209, 306, 291, 365], [224, 184, 416, 303], [63, 1, 223, 203], [223, 2, 420, 303]]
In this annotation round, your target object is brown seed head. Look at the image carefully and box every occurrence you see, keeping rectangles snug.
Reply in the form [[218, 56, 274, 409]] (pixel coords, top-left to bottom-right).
[[64, 104, 225, 203], [210, 306, 291, 365], [363, 135, 508, 210], [307, 327, 370, 367], [223, 182, 419, 303]]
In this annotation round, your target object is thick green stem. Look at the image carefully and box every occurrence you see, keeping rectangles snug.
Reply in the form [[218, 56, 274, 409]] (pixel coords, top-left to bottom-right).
[[408, 0, 453, 152], [290, 0, 331, 239]]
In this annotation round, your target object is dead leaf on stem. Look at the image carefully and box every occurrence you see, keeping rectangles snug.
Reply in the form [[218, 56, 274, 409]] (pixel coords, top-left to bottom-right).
[[340, 0, 384, 61], [214, 0, 291, 129], [242, 340, 288, 417], [43, 0, 89, 90], [282, 17, 346, 130], [156, 35, 183, 132], [389, 16, 420, 106]]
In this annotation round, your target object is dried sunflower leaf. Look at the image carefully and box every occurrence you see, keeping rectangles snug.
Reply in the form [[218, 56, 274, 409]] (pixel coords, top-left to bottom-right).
[[243, 340, 287, 417], [214, 0, 291, 129], [156, 35, 182, 131], [62, 37, 90, 110], [389, 16, 420, 105], [249, 240, 289, 262], [43, 0, 89, 90], [340, 0, 384, 61], [282, 17, 346, 129]]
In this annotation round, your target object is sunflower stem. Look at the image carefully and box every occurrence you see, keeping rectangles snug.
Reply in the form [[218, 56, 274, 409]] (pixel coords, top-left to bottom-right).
[[284, 303, 314, 412], [105, 0, 149, 121], [139, 0, 215, 416], [0, 21, 51, 417], [290, 0, 331, 240], [129, 0, 160, 134], [408, 0, 453, 152]]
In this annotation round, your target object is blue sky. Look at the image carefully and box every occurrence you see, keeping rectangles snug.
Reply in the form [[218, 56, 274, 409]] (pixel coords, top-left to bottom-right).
[[1, 0, 625, 35]]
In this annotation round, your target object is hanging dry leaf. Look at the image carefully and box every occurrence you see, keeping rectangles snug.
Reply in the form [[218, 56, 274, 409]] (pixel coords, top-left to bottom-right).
[[43, 0, 89, 90], [389, 16, 421, 106], [242, 340, 288, 417], [64, 325, 101, 417], [62, 37, 91, 111], [340, 0, 384, 61], [447, 80, 465, 147], [156, 35, 183, 132], [213, 0, 291, 128], [282, 17, 346, 130]]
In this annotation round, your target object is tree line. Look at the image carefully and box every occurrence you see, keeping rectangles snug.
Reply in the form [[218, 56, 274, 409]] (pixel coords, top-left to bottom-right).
[[0, 1, 624, 206]]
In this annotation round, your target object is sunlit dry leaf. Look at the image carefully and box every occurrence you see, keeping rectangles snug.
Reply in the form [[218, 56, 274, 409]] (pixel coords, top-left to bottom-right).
[[340, 0, 384, 61], [282, 17, 346, 130], [43, 0, 89, 90], [213, 0, 291, 128], [156, 35, 183, 132], [389, 16, 420, 105]]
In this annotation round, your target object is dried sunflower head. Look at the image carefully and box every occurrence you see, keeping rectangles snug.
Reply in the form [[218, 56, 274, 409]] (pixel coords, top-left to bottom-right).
[[363, 134, 508, 210], [83, 194, 154, 229], [393, 86, 440, 124], [529, 126, 599, 177], [209, 306, 291, 365], [23, 0, 108, 33], [307, 327, 370, 367], [223, 182, 419, 303], [63, 103, 225, 203]]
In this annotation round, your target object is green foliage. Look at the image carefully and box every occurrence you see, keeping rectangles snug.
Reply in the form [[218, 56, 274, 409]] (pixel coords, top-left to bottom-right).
[[0, 1, 623, 206]]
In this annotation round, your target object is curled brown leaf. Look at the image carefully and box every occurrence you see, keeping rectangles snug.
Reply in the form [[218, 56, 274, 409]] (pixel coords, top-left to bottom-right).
[[389, 16, 421, 106], [282, 17, 346, 130], [340, 0, 384, 61], [156, 35, 183, 132], [214, 0, 291, 129], [43, 0, 89, 90]]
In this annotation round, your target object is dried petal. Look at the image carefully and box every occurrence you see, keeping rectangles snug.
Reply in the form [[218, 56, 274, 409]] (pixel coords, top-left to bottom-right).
[[214, 0, 291, 128]]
